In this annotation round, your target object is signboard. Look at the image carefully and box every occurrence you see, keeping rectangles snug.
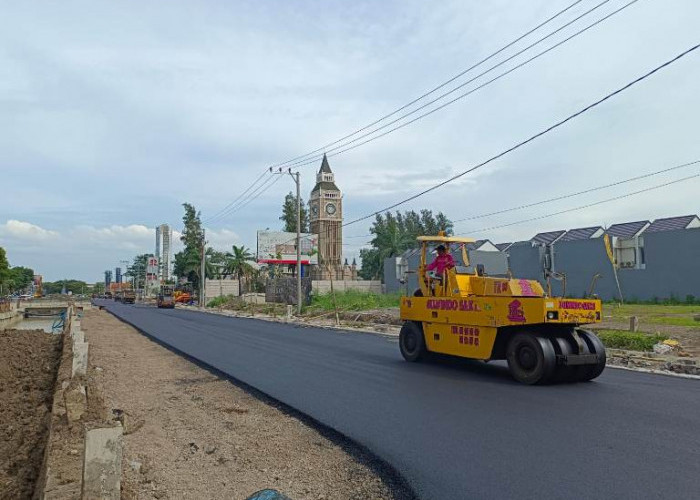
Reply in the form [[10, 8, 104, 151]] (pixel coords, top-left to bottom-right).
[[257, 231, 318, 265], [146, 256, 159, 284]]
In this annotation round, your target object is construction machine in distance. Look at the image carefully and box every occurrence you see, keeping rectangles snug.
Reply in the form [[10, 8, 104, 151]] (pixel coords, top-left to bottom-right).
[[157, 285, 175, 309], [122, 289, 136, 304], [399, 233, 606, 385]]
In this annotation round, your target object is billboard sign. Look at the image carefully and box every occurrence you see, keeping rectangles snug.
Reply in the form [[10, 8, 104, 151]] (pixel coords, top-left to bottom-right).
[[146, 256, 159, 284], [257, 231, 318, 265]]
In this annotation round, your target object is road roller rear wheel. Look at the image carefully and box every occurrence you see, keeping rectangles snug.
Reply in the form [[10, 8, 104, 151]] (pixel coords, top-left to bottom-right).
[[550, 336, 577, 383], [506, 333, 556, 384], [576, 329, 606, 381], [400, 321, 426, 362]]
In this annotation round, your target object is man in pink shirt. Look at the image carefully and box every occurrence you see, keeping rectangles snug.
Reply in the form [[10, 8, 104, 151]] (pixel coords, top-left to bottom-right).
[[426, 244, 455, 279]]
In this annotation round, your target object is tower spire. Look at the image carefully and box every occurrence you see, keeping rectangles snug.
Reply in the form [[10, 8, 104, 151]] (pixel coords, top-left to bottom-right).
[[319, 153, 332, 173]]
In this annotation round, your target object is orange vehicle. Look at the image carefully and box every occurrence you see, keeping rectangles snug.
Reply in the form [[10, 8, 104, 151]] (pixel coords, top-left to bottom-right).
[[173, 290, 191, 304]]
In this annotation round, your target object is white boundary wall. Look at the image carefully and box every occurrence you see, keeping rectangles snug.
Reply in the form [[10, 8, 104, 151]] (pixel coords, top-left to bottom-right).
[[205, 279, 240, 298], [312, 280, 383, 294]]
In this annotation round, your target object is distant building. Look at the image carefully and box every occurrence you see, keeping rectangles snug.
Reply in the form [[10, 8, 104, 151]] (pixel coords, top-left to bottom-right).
[[155, 224, 172, 281]]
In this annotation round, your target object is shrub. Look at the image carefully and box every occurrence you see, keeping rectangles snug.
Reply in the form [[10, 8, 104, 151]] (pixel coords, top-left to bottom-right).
[[207, 295, 234, 308], [596, 330, 668, 351]]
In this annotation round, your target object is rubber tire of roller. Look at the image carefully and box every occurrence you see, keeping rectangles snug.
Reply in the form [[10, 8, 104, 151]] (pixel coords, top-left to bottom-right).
[[399, 321, 427, 362], [576, 329, 607, 381], [550, 336, 577, 383], [506, 333, 557, 385]]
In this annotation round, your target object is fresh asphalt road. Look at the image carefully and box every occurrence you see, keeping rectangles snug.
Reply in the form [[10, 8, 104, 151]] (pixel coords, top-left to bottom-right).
[[97, 301, 700, 500]]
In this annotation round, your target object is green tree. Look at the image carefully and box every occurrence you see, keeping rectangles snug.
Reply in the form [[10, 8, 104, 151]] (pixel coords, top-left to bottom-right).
[[280, 192, 309, 233], [174, 203, 205, 290], [125, 254, 151, 289], [224, 245, 254, 295], [359, 209, 453, 281], [8, 266, 35, 292], [43, 280, 88, 295], [0, 247, 10, 294]]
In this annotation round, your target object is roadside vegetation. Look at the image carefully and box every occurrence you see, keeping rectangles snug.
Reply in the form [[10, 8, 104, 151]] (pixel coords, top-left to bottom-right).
[[308, 290, 401, 313], [603, 303, 700, 327], [596, 329, 669, 351], [206, 295, 287, 316]]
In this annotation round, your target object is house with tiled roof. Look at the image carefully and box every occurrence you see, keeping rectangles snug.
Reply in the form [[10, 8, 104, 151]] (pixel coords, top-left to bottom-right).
[[560, 226, 604, 242]]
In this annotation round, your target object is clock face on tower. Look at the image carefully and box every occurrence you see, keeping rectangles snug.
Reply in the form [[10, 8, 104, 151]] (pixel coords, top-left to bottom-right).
[[325, 203, 337, 216]]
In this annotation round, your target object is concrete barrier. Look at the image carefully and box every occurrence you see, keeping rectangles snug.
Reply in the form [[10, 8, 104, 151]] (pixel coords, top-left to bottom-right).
[[72, 342, 89, 377], [82, 427, 123, 500], [72, 328, 85, 343]]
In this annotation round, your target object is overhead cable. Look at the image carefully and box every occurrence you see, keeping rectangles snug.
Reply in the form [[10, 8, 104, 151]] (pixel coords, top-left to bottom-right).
[[457, 173, 700, 236], [452, 159, 700, 224], [342, 43, 700, 227], [285, 0, 629, 171], [269, 0, 588, 170]]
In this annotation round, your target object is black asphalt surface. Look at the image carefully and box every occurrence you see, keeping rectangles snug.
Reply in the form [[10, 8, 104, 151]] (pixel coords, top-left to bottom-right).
[[97, 301, 700, 500]]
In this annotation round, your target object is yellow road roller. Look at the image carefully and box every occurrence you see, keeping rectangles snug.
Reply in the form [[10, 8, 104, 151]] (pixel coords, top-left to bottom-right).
[[399, 234, 606, 384]]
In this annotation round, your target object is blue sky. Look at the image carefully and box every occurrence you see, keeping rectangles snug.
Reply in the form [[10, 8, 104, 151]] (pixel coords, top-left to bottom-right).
[[1, 0, 698, 281]]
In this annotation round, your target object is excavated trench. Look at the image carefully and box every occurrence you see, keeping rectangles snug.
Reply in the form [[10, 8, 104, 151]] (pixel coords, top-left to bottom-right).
[[0, 328, 61, 499]]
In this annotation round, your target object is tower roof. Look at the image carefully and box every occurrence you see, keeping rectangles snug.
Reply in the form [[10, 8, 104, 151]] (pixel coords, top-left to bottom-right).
[[311, 154, 339, 193], [319, 154, 333, 174]]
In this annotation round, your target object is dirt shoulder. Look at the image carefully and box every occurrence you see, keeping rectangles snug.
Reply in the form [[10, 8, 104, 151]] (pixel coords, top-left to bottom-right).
[[0, 329, 61, 499], [83, 308, 411, 500]]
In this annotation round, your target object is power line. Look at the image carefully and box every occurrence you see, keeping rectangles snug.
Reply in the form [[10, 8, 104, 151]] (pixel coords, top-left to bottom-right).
[[345, 168, 700, 245], [284, 0, 627, 171], [269, 0, 588, 170], [207, 174, 278, 223], [457, 172, 700, 236], [342, 43, 700, 227], [452, 159, 700, 224], [226, 174, 283, 215], [202, 0, 598, 222], [202, 169, 270, 223]]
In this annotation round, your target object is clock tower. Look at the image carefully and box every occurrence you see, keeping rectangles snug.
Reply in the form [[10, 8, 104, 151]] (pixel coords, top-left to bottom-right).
[[309, 154, 343, 280]]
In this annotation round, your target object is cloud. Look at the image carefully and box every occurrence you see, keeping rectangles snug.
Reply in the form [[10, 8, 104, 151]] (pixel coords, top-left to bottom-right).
[[70, 224, 154, 249], [1, 219, 59, 241], [204, 228, 240, 252], [1, 1, 699, 279]]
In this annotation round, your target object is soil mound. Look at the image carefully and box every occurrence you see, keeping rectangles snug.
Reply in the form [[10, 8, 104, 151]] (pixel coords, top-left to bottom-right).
[[0, 329, 61, 499]]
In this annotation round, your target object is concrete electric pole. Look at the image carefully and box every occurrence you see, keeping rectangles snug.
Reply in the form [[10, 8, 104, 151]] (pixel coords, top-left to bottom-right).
[[200, 228, 206, 307], [271, 167, 303, 314]]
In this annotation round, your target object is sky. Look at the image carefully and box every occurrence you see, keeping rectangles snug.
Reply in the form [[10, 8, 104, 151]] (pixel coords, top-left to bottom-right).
[[1, 0, 698, 282]]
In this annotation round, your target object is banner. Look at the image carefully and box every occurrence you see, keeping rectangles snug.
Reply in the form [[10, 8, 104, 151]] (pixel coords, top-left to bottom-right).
[[257, 231, 318, 265]]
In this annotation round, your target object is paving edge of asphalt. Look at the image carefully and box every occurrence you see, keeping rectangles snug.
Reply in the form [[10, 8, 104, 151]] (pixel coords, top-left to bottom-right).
[[97, 304, 420, 500], [184, 305, 699, 380], [605, 364, 700, 380]]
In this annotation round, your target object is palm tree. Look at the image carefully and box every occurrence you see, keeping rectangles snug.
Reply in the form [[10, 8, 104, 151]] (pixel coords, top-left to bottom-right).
[[225, 245, 254, 295]]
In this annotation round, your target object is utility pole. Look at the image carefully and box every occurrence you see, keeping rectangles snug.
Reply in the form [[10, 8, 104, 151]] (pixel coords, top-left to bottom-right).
[[271, 167, 303, 314], [200, 228, 206, 308], [294, 170, 302, 315]]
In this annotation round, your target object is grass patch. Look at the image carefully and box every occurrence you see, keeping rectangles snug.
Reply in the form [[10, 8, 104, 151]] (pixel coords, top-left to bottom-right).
[[644, 316, 700, 328], [207, 295, 235, 308], [596, 329, 668, 351], [604, 303, 700, 319], [308, 290, 401, 312]]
